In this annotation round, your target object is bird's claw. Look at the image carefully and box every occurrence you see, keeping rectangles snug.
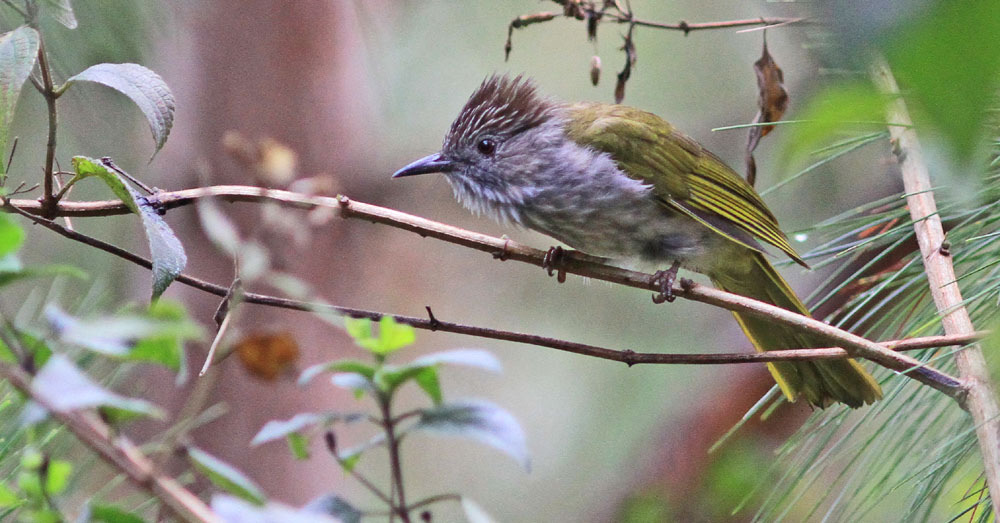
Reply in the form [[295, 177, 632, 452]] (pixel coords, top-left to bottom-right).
[[651, 261, 682, 304], [542, 246, 567, 283]]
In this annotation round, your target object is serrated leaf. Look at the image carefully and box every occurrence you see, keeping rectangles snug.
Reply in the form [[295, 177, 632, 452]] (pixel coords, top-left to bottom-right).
[[66, 63, 175, 156], [0, 26, 40, 176], [212, 495, 341, 523], [85, 504, 146, 523], [415, 400, 530, 471], [461, 496, 497, 523], [40, 0, 77, 29], [137, 195, 187, 300], [303, 494, 361, 523], [298, 360, 375, 386], [29, 355, 164, 421], [0, 214, 24, 258], [188, 447, 265, 505]]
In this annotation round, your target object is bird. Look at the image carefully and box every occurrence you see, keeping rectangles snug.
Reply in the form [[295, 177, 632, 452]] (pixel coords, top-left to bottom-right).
[[393, 74, 881, 408]]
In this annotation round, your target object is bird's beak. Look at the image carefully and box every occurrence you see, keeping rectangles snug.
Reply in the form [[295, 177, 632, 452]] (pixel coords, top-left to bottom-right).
[[392, 153, 455, 178]]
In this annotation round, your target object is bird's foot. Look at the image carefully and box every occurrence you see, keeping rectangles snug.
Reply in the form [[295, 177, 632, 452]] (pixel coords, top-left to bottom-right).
[[651, 261, 682, 304], [542, 246, 568, 283]]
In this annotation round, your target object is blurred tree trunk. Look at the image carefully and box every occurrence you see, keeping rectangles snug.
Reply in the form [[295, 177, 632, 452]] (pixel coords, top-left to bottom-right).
[[153, 0, 377, 504]]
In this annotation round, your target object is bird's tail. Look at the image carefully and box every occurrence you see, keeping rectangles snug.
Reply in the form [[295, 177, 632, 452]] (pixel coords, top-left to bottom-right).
[[710, 252, 882, 408]]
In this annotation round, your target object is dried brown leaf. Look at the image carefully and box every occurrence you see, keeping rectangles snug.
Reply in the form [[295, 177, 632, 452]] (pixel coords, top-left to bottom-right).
[[236, 331, 300, 381], [745, 36, 789, 185]]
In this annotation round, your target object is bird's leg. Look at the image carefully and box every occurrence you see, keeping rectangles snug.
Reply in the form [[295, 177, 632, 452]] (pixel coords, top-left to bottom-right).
[[651, 261, 682, 304], [542, 246, 568, 283]]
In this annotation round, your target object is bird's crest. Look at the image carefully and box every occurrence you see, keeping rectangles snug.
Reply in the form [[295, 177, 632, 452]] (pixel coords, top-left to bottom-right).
[[445, 75, 554, 148]]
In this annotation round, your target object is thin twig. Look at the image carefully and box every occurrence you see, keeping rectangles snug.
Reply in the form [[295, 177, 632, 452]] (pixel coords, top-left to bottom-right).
[[872, 57, 1000, 518], [407, 493, 461, 512], [1, 191, 966, 399], [30, 32, 59, 216], [0, 362, 219, 522], [378, 394, 409, 522], [2, 200, 988, 366]]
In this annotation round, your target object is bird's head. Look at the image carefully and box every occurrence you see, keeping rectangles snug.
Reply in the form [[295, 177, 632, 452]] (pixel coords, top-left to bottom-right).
[[393, 75, 561, 216]]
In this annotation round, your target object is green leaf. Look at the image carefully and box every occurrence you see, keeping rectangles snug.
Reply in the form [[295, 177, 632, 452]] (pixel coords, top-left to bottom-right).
[[373, 316, 414, 355], [66, 63, 176, 157], [344, 317, 415, 355], [331, 373, 375, 399], [411, 349, 502, 373], [780, 83, 888, 169], [0, 264, 88, 289], [29, 354, 165, 422], [40, 0, 78, 29], [188, 447, 265, 505], [0, 214, 24, 258], [69, 157, 138, 213], [286, 433, 309, 460], [343, 317, 373, 345], [303, 494, 362, 523], [252, 413, 321, 445], [298, 359, 375, 385], [0, 26, 40, 176], [85, 504, 146, 523], [72, 158, 191, 299], [884, 0, 1000, 164], [72, 157, 189, 300], [128, 300, 201, 375], [0, 482, 21, 508], [43, 459, 71, 495], [16, 471, 42, 499], [136, 195, 187, 300], [45, 304, 200, 366], [415, 400, 530, 471], [414, 367, 442, 405], [377, 349, 500, 403], [336, 433, 385, 472]]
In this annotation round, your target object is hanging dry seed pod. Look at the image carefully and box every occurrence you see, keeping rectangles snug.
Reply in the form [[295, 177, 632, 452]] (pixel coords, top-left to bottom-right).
[[590, 55, 601, 86]]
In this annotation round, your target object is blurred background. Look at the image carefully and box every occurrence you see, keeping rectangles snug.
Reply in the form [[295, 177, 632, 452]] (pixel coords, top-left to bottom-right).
[[2, 1, 913, 520]]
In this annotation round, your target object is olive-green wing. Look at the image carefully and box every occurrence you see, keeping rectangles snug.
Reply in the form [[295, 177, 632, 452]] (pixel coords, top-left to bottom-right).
[[564, 103, 807, 267]]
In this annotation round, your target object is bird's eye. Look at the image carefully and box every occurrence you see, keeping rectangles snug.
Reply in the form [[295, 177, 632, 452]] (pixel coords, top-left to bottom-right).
[[476, 138, 496, 156]]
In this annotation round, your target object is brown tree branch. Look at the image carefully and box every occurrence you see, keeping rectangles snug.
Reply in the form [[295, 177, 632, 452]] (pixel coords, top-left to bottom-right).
[[0, 361, 219, 523], [5, 198, 978, 366], [872, 58, 1000, 516], [2, 189, 965, 400]]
